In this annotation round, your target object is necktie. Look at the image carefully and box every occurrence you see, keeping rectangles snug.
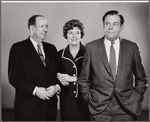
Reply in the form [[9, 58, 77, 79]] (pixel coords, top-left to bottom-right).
[[37, 44, 46, 67], [110, 41, 116, 80]]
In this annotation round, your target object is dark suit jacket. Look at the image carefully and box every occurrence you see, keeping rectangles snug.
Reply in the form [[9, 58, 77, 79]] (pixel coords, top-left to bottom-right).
[[78, 37, 147, 116], [8, 37, 59, 120]]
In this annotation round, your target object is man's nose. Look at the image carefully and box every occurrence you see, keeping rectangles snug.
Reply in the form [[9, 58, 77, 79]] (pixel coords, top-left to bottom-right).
[[44, 26, 48, 32], [109, 24, 113, 30]]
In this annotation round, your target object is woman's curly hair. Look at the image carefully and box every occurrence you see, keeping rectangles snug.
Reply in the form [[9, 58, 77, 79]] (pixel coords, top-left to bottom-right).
[[63, 19, 85, 39]]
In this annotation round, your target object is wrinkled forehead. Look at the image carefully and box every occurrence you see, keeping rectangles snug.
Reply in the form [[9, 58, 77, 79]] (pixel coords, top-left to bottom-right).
[[104, 15, 121, 23], [35, 17, 48, 25]]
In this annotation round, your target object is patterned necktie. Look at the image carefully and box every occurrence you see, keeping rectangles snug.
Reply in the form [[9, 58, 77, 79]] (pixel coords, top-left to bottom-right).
[[37, 44, 46, 67], [110, 41, 116, 80]]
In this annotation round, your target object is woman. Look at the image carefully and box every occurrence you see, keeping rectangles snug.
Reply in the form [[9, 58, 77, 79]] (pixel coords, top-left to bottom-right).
[[57, 19, 89, 121]]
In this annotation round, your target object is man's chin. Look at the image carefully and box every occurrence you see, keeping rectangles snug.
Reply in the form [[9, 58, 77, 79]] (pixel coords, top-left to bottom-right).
[[107, 36, 117, 41], [41, 37, 46, 40]]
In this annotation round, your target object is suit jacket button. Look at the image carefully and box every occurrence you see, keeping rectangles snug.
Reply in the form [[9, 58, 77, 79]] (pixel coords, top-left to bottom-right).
[[73, 74, 76, 76], [73, 82, 76, 85], [73, 91, 76, 93]]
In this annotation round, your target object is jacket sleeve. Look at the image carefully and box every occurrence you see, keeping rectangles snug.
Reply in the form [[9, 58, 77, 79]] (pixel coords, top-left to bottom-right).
[[133, 43, 148, 96], [8, 44, 36, 95], [57, 51, 64, 73], [78, 44, 91, 102], [56, 51, 65, 90]]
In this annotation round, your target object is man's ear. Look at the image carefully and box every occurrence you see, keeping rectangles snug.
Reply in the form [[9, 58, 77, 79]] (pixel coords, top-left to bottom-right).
[[121, 24, 124, 31], [29, 25, 34, 32], [29, 25, 35, 36], [103, 23, 105, 30]]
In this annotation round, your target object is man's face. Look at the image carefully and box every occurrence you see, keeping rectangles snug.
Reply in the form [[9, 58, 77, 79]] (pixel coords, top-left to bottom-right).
[[32, 17, 48, 43], [103, 15, 124, 41]]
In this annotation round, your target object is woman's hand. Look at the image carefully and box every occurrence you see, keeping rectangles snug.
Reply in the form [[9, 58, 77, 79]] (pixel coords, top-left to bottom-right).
[[57, 73, 69, 86], [57, 73, 77, 82]]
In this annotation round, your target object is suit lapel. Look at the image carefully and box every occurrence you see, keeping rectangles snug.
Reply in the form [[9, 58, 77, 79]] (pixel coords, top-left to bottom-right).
[[96, 37, 127, 81], [97, 37, 112, 76], [26, 38, 46, 67], [116, 39, 127, 81]]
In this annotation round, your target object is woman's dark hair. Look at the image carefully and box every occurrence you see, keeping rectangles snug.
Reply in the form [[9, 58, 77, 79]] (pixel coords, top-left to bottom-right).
[[28, 15, 45, 29], [63, 19, 85, 39], [102, 10, 125, 25]]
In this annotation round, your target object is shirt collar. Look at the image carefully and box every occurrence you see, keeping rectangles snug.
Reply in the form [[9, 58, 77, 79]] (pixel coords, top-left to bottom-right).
[[30, 36, 43, 48], [104, 37, 120, 47]]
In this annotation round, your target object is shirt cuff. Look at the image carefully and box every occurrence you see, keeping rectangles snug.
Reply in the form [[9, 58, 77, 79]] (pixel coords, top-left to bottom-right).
[[33, 86, 38, 95], [56, 84, 61, 94]]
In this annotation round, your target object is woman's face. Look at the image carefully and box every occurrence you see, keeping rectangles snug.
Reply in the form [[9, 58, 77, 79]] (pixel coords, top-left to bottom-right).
[[67, 27, 82, 46]]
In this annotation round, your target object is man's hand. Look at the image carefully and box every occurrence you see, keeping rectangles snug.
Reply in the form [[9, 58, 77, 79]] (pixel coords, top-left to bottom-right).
[[35, 87, 51, 100], [46, 85, 59, 97]]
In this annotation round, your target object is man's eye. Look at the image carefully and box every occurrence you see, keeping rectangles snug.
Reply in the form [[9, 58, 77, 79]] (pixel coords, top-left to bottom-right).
[[105, 23, 109, 25], [114, 23, 118, 26]]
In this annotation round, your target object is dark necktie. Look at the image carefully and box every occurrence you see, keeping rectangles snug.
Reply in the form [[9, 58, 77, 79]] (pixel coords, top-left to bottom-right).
[[110, 41, 116, 80], [37, 44, 46, 67]]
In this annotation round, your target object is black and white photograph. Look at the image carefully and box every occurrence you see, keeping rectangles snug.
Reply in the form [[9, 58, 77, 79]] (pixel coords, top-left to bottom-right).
[[1, 1, 149, 121]]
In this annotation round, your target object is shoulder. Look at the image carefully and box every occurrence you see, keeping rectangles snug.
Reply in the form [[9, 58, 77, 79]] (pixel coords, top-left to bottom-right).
[[43, 41, 56, 48], [58, 49, 64, 56], [11, 38, 29, 49], [58, 49, 64, 53], [122, 38, 138, 49], [9, 38, 31, 56], [43, 41, 58, 52], [122, 38, 136, 45], [79, 43, 86, 53], [86, 37, 103, 49]]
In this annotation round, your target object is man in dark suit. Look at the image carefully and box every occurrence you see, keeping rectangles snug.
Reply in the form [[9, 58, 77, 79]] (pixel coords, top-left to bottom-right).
[[8, 15, 60, 121], [78, 10, 148, 121]]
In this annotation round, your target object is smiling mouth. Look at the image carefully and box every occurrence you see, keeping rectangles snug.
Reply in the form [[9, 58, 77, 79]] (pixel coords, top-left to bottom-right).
[[107, 31, 115, 33], [71, 39, 78, 41], [42, 33, 47, 36], [107, 32, 116, 35]]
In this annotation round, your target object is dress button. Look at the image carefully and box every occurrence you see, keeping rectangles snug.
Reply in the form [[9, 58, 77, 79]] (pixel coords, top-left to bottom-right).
[[73, 91, 76, 93], [73, 82, 76, 85]]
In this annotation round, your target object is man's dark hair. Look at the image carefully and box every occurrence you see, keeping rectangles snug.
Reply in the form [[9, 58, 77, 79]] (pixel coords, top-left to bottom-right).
[[28, 15, 45, 29], [102, 10, 125, 25]]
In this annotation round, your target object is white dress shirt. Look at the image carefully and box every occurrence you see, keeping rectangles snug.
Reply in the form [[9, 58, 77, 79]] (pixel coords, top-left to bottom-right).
[[30, 37, 45, 59], [104, 37, 120, 73]]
